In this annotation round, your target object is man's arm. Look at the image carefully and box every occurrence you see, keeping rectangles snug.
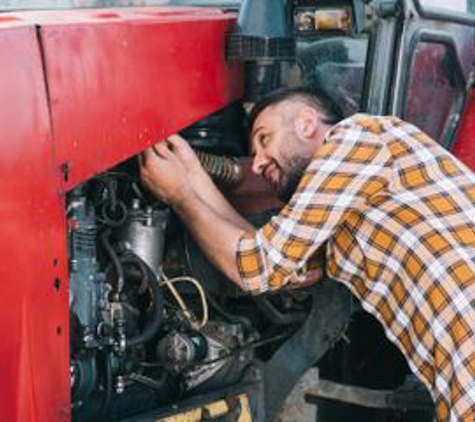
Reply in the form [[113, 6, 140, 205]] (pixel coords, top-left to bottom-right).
[[141, 122, 392, 294], [173, 187, 250, 284], [140, 140, 252, 285], [165, 135, 252, 231]]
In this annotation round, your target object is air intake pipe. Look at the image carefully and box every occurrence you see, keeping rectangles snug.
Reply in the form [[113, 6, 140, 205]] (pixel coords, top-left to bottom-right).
[[227, 0, 295, 101], [237, 0, 292, 38]]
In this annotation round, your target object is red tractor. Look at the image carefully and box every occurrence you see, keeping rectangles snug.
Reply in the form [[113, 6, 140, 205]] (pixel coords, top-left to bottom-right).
[[1, 0, 475, 421]]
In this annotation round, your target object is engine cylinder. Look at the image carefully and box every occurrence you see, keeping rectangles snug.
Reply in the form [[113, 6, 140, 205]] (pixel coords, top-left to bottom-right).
[[116, 201, 169, 275]]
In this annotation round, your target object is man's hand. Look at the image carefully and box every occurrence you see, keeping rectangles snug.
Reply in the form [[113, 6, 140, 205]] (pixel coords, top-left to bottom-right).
[[141, 134, 253, 232], [141, 135, 214, 205], [140, 140, 195, 206], [140, 135, 251, 286], [165, 134, 205, 178]]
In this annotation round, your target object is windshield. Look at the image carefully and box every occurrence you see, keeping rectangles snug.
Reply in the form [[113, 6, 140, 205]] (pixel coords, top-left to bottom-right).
[[297, 36, 369, 116], [0, 0, 239, 12]]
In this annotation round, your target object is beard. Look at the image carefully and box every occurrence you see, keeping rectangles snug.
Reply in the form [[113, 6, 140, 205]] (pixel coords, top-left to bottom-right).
[[276, 155, 312, 203]]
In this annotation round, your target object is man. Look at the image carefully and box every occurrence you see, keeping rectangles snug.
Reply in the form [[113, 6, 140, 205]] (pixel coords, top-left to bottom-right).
[[141, 87, 475, 421]]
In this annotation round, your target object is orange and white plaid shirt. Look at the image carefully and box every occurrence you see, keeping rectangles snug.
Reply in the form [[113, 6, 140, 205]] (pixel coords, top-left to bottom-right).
[[237, 114, 475, 421]]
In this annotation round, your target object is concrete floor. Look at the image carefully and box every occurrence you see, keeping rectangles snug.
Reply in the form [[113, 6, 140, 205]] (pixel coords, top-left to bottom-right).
[[276, 367, 319, 422]]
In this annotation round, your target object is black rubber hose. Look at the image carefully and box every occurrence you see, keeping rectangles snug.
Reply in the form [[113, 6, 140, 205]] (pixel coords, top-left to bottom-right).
[[120, 254, 164, 347], [255, 296, 307, 325], [206, 293, 252, 330], [100, 229, 125, 296]]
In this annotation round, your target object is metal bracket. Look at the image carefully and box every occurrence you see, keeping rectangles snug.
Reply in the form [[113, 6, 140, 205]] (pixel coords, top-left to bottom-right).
[[376, 0, 402, 18]]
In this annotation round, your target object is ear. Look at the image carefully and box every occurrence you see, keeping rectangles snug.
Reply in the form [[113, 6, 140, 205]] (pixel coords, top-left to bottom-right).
[[293, 106, 319, 139]]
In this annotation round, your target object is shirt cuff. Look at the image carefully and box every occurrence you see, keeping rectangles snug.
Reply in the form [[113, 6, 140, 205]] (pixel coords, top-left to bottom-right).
[[236, 232, 308, 294], [236, 234, 269, 294]]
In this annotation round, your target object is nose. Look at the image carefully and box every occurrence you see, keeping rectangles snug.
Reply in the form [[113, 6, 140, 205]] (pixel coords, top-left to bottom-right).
[[252, 149, 269, 175]]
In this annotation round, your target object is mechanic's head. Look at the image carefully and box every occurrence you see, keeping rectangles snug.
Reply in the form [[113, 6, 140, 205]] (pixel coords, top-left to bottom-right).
[[248, 86, 343, 202]]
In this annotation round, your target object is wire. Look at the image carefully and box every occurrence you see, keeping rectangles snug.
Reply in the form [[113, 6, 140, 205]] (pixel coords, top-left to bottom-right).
[[159, 273, 209, 330], [160, 274, 195, 324], [164, 275, 209, 328]]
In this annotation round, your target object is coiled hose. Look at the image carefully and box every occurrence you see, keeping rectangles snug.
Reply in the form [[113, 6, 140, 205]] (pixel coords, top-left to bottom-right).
[[120, 253, 164, 347], [196, 151, 242, 187]]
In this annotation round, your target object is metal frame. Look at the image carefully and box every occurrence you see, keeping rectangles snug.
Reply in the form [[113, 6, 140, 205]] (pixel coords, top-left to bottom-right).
[[360, 16, 400, 114], [398, 28, 466, 148], [412, 0, 475, 27]]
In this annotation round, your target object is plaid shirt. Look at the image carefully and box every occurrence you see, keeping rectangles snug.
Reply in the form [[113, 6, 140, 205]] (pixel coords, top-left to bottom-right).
[[237, 114, 475, 421]]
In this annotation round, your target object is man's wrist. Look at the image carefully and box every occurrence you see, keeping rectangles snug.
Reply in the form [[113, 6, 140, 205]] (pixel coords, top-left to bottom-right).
[[170, 182, 197, 210]]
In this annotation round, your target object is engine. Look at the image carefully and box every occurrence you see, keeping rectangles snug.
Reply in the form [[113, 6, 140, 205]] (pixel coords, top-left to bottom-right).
[[67, 161, 266, 420]]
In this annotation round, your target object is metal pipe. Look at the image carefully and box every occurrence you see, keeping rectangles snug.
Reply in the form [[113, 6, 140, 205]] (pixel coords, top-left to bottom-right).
[[305, 379, 433, 410]]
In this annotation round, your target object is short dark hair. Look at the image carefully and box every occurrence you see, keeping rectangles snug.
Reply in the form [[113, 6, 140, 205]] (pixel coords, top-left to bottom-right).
[[248, 86, 344, 134]]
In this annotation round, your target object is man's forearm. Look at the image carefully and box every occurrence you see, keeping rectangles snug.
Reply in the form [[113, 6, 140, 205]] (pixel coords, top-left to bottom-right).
[[173, 186, 253, 286], [193, 170, 254, 231]]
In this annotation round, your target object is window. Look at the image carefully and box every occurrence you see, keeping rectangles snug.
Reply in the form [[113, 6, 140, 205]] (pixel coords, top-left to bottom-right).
[[403, 41, 461, 144], [298, 37, 369, 117]]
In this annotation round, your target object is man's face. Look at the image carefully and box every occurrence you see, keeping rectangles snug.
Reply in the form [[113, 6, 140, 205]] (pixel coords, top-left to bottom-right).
[[250, 102, 316, 202]]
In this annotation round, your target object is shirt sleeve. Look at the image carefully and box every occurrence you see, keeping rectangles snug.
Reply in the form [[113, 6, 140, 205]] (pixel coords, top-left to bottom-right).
[[236, 121, 393, 294]]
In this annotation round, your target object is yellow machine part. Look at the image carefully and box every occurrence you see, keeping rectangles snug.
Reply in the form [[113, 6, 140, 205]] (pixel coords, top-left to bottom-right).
[[157, 394, 252, 422]]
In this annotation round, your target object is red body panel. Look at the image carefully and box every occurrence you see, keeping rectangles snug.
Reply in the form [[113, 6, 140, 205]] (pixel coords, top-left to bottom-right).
[[452, 91, 475, 171], [37, 8, 242, 190], [0, 26, 70, 422], [0, 8, 242, 421]]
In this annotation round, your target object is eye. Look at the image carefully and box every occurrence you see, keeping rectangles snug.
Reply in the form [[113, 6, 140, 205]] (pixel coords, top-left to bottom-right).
[[258, 133, 269, 148]]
